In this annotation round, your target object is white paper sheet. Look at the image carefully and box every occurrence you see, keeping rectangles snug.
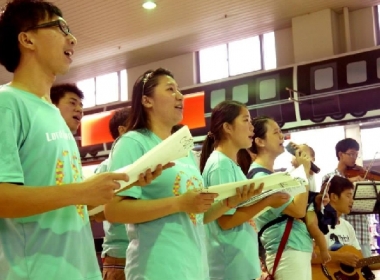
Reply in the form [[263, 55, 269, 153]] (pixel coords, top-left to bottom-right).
[[88, 125, 194, 216], [203, 165, 307, 202]]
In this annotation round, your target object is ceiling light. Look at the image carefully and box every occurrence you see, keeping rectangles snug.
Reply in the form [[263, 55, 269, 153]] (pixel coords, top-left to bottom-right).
[[142, 1, 156, 10]]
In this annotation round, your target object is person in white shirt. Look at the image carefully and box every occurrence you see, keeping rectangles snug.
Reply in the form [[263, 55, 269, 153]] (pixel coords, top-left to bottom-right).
[[313, 175, 361, 267]]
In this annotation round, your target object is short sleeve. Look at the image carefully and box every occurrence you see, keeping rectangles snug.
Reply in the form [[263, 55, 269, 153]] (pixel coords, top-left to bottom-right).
[[108, 135, 145, 198], [267, 197, 293, 216], [253, 172, 270, 179], [0, 107, 24, 184], [94, 159, 109, 174]]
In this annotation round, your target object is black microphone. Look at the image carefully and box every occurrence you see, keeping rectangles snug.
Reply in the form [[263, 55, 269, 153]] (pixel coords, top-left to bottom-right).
[[285, 143, 320, 174]]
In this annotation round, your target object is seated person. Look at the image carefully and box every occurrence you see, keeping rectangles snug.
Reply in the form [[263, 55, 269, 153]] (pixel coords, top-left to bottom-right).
[[313, 175, 361, 267]]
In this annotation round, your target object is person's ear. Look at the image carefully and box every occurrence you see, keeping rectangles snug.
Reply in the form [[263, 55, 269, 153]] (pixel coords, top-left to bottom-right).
[[18, 32, 36, 51], [330, 193, 339, 203], [222, 122, 233, 136], [255, 137, 265, 148], [118, 126, 127, 136], [141, 95, 153, 108]]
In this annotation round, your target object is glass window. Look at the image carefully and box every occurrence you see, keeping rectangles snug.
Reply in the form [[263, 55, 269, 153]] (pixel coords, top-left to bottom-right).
[[232, 84, 248, 104], [228, 36, 261, 76], [120, 69, 128, 101], [263, 32, 276, 70], [198, 32, 277, 83], [210, 89, 226, 108], [314, 68, 334, 90], [199, 44, 229, 83], [347, 61, 367, 84], [259, 78, 276, 100], [95, 72, 119, 105], [77, 78, 95, 108]]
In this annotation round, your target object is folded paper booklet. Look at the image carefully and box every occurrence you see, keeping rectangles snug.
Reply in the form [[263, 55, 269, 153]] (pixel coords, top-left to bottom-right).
[[202, 166, 308, 212], [88, 125, 194, 216]]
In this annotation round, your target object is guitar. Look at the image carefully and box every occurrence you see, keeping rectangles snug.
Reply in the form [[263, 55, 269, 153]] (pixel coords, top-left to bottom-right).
[[312, 245, 378, 280]]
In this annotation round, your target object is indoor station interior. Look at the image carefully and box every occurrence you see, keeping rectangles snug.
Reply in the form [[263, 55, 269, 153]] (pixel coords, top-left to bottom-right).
[[2, 0, 380, 279]]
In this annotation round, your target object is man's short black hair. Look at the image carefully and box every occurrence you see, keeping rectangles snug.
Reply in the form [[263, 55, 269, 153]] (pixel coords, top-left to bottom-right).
[[335, 138, 360, 160], [0, 0, 63, 72], [50, 83, 84, 105]]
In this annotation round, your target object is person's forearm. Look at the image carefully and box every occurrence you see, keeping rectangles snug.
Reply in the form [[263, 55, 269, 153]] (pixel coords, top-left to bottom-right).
[[104, 196, 181, 224], [203, 200, 230, 224], [0, 183, 84, 218], [284, 183, 309, 218], [217, 199, 269, 230], [312, 230, 328, 252], [312, 248, 342, 264]]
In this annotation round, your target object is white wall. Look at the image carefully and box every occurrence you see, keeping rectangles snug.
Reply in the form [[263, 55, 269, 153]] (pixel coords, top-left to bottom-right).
[[275, 28, 294, 68], [274, 126, 345, 191], [292, 9, 338, 63], [350, 7, 376, 51]]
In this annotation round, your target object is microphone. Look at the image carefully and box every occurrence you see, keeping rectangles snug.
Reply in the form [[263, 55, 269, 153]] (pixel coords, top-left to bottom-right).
[[285, 143, 320, 174]]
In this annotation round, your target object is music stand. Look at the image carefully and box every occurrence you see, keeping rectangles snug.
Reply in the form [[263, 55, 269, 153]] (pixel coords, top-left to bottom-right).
[[349, 181, 380, 215]]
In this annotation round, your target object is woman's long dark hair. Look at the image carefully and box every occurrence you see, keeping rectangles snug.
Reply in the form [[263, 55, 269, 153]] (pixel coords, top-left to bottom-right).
[[199, 100, 246, 173], [126, 68, 174, 132], [237, 149, 252, 175]]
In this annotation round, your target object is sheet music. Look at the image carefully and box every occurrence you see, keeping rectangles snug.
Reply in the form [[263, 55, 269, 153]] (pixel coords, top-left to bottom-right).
[[352, 200, 377, 213], [350, 181, 380, 213], [203, 165, 307, 202], [88, 126, 194, 216]]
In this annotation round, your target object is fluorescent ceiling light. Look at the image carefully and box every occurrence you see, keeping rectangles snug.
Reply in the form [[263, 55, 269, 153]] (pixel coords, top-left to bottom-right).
[[142, 1, 156, 10]]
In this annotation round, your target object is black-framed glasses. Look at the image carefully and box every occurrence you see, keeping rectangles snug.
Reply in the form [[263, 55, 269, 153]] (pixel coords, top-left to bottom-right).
[[26, 19, 71, 36], [343, 152, 360, 158]]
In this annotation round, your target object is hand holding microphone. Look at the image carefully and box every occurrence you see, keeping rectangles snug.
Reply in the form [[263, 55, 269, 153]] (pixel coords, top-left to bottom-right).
[[286, 142, 320, 174]]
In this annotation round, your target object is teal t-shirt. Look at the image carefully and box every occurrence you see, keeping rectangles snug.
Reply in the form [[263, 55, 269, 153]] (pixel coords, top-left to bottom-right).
[[0, 86, 101, 280], [250, 162, 313, 255], [108, 129, 209, 280], [202, 151, 261, 280], [95, 159, 129, 259]]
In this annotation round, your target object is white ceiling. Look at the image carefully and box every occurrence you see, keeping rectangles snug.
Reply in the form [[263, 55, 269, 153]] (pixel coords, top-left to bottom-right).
[[0, 0, 378, 84]]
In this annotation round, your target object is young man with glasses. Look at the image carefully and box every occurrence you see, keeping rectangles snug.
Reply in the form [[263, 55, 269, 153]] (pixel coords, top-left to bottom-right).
[[0, 1, 129, 279], [322, 138, 371, 258]]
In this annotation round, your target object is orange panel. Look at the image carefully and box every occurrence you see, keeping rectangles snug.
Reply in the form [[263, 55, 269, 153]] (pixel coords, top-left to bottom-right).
[[181, 92, 205, 129], [81, 110, 115, 146]]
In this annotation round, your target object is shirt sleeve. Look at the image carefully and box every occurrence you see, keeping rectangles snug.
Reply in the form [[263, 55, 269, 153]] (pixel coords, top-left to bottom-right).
[[94, 159, 109, 174], [0, 106, 24, 184], [206, 167, 238, 215], [108, 135, 145, 198]]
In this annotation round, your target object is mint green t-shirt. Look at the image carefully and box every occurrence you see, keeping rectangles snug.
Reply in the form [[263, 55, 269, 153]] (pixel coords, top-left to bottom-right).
[[95, 159, 129, 259], [250, 162, 313, 255], [202, 151, 261, 280], [108, 129, 209, 280], [0, 86, 101, 280]]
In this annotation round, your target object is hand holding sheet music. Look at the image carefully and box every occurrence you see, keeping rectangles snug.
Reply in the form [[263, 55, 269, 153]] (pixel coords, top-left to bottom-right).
[[88, 126, 194, 216], [202, 166, 308, 210], [113, 125, 194, 192]]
